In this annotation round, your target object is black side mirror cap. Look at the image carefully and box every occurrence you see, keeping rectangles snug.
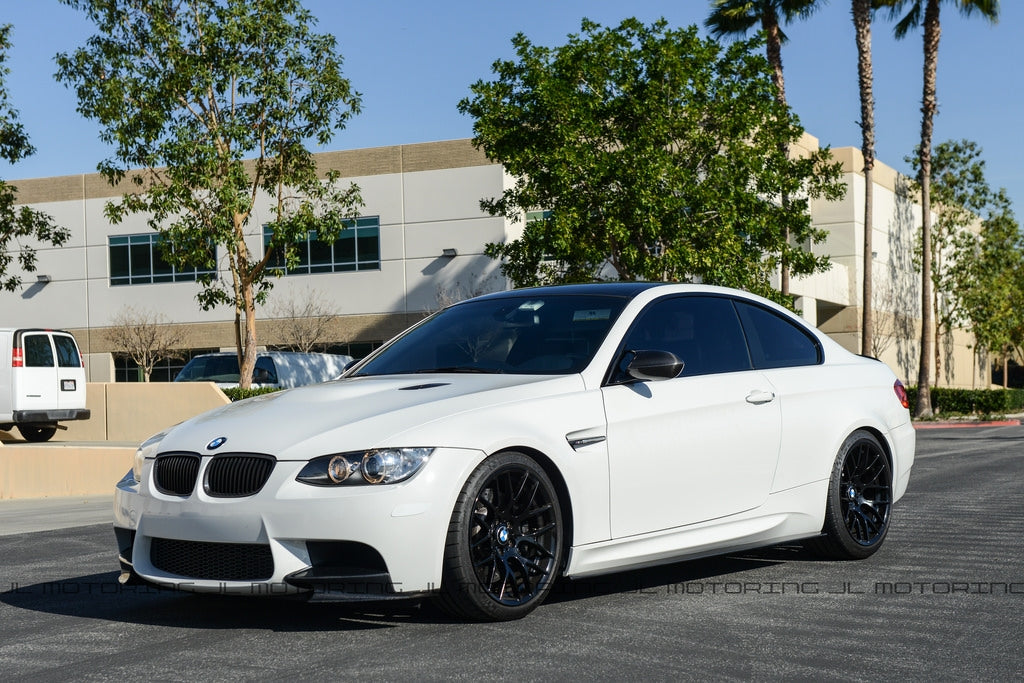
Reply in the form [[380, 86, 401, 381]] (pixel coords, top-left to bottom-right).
[[623, 349, 684, 382]]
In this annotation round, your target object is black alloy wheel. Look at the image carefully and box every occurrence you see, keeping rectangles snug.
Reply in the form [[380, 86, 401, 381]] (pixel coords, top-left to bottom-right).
[[807, 429, 893, 560], [437, 452, 563, 621]]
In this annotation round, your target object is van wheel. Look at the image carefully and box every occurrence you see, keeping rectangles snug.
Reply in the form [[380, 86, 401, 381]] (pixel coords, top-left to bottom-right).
[[18, 424, 57, 442]]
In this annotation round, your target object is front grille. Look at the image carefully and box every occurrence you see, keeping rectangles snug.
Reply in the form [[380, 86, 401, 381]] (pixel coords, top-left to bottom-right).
[[150, 537, 274, 581], [154, 454, 201, 495], [205, 454, 276, 497]]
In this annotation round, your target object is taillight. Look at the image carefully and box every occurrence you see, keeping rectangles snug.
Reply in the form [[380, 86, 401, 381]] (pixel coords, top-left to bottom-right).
[[894, 380, 909, 410], [12, 348, 23, 368]]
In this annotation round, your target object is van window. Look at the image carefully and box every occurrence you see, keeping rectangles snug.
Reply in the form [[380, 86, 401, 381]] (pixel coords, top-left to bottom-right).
[[253, 357, 279, 384], [24, 335, 55, 367], [53, 336, 82, 368]]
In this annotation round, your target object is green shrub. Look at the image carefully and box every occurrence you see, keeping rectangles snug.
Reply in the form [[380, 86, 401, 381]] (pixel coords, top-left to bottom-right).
[[222, 386, 283, 402], [906, 386, 1024, 417]]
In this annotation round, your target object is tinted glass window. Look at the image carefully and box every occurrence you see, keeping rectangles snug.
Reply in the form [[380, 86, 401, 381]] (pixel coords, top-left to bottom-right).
[[735, 301, 821, 369], [24, 335, 54, 368], [53, 335, 82, 368], [253, 357, 279, 384], [620, 296, 751, 377], [264, 216, 381, 275], [354, 294, 629, 376], [176, 355, 241, 383], [109, 233, 216, 286]]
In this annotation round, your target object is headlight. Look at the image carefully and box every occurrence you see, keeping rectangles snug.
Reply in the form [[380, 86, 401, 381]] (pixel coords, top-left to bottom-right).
[[296, 447, 434, 486], [133, 429, 169, 482]]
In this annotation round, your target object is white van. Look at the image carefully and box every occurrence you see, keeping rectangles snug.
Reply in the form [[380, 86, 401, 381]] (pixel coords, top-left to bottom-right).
[[0, 328, 91, 441], [174, 351, 353, 389]]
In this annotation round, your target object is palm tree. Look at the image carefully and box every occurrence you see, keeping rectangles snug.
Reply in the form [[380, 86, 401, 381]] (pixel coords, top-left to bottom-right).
[[853, 1, 876, 357], [876, 0, 1000, 417], [705, 0, 825, 297]]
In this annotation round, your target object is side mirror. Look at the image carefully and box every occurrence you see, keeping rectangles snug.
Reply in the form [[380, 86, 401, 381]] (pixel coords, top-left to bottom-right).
[[622, 349, 684, 382]]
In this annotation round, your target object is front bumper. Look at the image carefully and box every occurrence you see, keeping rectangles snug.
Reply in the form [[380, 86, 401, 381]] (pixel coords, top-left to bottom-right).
[[114, 447, 486, 597]]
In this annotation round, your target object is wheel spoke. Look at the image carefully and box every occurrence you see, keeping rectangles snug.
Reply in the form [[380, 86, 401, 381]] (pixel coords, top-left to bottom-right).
[[519, 502, 553, 522]]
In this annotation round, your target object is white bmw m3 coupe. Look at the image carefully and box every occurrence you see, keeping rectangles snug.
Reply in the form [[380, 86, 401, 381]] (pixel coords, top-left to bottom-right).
[[114, 283, 915, 620]]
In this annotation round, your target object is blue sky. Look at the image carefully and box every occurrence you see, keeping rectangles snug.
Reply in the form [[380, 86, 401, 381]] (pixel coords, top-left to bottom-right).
[[3, 0, 1021, 212]]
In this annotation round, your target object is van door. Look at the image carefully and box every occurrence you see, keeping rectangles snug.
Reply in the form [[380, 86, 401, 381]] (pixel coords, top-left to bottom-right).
[[52, 333, 87, 411], [14, 332, 58, 413]]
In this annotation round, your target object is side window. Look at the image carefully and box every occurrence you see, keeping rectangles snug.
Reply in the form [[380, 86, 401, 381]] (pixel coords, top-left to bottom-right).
[[53, 335, 82, 368], [735, 301, 821, 369], [620, 296, 752, 377], [253, 357, 279, 384], [24, 335, 55, 368]]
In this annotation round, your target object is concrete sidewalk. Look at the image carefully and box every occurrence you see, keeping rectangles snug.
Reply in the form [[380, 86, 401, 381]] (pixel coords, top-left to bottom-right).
[[0, 496, 114, 536]]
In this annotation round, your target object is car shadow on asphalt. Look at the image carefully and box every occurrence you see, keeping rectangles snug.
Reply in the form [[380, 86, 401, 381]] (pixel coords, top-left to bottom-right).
[[0, 544, 821, 629]]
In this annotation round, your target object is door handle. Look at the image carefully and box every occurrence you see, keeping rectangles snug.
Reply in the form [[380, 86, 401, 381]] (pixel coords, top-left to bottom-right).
[[745, 390, 776, 405]]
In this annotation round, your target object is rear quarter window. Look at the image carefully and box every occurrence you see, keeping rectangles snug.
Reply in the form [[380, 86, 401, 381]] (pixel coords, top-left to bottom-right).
[[735, 301, 821, 369]]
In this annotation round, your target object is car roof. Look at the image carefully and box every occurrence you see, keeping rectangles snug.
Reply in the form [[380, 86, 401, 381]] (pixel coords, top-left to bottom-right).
[[471, 282, 670, 302]]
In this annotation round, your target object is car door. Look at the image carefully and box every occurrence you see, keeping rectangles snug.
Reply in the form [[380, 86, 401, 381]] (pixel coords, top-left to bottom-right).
[[602, 295, 782, 539]]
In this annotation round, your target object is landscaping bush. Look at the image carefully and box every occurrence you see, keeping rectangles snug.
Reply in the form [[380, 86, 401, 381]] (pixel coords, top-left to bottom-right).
[[222, 387, 282, 402], [906, 387, 1024, 417]]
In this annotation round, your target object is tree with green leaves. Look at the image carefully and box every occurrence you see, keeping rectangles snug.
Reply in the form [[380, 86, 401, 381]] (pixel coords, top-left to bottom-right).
[[460, 18, 844, 302], [705, 0, 825, 297], [948, 189, 1024, 387], [56, 0, 362, 388], [908, 139, 991, 383], [875, 0, 1000, 416], [0, 24, 70, 292]]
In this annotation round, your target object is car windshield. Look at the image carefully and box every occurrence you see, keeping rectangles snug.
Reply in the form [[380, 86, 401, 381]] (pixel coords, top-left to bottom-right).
[[353, 293, 629, 376]]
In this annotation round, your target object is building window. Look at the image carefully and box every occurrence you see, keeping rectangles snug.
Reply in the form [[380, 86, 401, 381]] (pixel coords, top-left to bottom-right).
[[264, 216, 381, 275], [109, 234, 216, 286]]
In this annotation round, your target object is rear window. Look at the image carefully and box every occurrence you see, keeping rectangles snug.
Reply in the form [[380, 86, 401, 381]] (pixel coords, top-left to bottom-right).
[[53, 335, 82, 368], [23, 335, 54, 368]]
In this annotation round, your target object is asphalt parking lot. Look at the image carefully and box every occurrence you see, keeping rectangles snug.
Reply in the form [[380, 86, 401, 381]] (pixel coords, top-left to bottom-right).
[[1, 425, 1022, 680]]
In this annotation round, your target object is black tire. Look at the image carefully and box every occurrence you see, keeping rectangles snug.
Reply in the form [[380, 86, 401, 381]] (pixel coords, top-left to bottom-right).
[[436, 452, 563, 621], [18, 424, 57, 442], [807, 429, 893, 560]]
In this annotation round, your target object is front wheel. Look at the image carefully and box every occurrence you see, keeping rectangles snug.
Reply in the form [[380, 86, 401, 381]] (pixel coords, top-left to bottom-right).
[[807, 429, 893, 560], [436, 452, 563, 621], [18, 424, 58, 442]]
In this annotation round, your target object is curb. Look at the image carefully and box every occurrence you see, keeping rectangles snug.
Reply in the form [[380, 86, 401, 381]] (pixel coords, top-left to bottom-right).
[[913, 419, 1021, 430]]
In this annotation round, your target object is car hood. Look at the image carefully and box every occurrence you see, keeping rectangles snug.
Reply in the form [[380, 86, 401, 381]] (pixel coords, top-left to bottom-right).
[[156, 373, 585, 459]]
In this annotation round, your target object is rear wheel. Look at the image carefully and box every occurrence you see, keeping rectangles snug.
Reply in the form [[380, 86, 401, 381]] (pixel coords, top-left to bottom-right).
[[807, 430, 893, 560], [436, 452, 563, 621], [18, 424, 57, 442]]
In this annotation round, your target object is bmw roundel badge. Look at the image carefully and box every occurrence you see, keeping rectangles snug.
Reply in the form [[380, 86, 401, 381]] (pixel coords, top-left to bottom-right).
[[206, 436, 228, 450]]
